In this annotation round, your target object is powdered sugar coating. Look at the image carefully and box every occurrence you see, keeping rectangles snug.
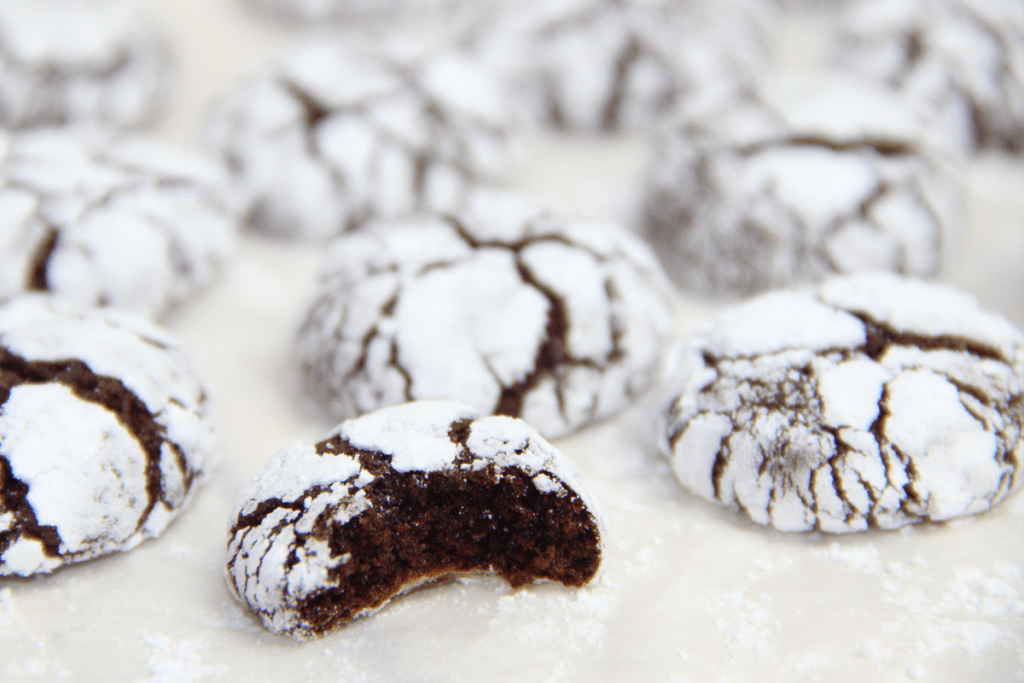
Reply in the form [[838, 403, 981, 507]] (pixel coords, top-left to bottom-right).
[[296, 189, 676, 439], [470, 0, 776, 133], [661, 273, 1023, 533], [201, 39, 520, 239], [833, 0, 1024, 153], [226, 400, 607, 640], [0, 0, 171, 130], [243, 0, 461, 23], [0, 128, 237, 319], [0, 295, 218, 575], [643, 71, 965, 297]]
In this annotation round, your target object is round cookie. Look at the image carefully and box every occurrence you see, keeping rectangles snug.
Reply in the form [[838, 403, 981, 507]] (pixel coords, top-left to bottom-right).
[[469, 0, 776, 133], [833, 0, 1024, 154], [295, 189, 677, 439], [642, 71, 965, 297], [243, 0, 459, 23], [201, 38, 521, 239], [0, 0, 171, 130], [0, 128, 237, 320], [660, 273, 1023, 533], [226, 399, 606, 640], [0, 295, 218, 576]]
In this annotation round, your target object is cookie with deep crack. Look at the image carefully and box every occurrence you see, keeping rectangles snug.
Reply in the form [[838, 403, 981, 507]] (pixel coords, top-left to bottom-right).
[[0, 0, 171, 130], [661, 273, 1023, 533], [470, 0, 776, 133], [0, 295, 218, 576], [226, 399, 606, 640], [295, 189, 676, 439], [833, 0, 1024, 154], [0, 128, 237, 319], [642, 71, 965, 297], [201, 38, 521, 239]]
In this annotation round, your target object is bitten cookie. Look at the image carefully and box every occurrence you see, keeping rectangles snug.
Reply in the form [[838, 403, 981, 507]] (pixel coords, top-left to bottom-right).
[[833, 0, 1024, 154], [0, 295, 218, 576], [0, 128, 237, 319], [661, 273, 1023, 533], [0, 0, 171, 130], [202, 38, 520, 239], [642, 72, 964, 297], [296, 189, 676, 439], [226, 400, 606, 640], [471, 0, 775, 133]]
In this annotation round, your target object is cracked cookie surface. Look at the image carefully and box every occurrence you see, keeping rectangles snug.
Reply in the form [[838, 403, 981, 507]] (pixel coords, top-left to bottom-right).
[[0, 0, 171, 130], [661, 273, 1023, 533], [0, 295, 218, 575], [243, 0, 456, 23], [226, 399, 606, 640], [296, 189, 676, 439], [470, 0, 775, 133], [202, 38, 520, 239], [0, 128, 237, 319], [834, 0, 1024, 154], [642, 72, 964, 297]]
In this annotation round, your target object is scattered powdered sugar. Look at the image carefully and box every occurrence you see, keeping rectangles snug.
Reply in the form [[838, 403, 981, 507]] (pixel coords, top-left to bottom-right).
[[704, 590, 779, 661], [133, 633, 228, 683]]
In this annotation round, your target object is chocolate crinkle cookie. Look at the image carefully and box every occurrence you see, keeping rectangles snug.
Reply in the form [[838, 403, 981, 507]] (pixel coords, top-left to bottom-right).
[[833, 0, 1024, 154], [0, 0, 171, 130], [469, 0, 776, 133], [296, 189, 676, 439], [243, 0, 462, 23], [661, 273, 1023, 534], [201, 38, 521, 239], [642, 72, 964, 297], [226, 400, 606, 640], [0, 128, 237, 320], [0, 295, 218, 576]]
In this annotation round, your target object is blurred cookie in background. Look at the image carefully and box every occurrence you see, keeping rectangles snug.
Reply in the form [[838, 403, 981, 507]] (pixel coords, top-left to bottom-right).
[[833, 0, 1024, 154], [642, 71, 965, 298], [202, 37, 523, 239], [466, 0, 777, 134], [0, 0, 172, 131], [0, 128, 237, 320]]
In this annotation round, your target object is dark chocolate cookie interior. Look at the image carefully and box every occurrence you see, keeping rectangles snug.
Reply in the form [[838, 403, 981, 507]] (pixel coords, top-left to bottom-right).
[[242, 429, 601, 636]]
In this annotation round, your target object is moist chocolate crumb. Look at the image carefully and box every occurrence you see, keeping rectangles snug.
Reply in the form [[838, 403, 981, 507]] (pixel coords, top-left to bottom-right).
[[226, 400, 606, 640]]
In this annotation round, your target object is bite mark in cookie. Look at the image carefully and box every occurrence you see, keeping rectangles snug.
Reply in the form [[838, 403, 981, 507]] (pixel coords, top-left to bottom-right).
[[226, 400, 606, 640]]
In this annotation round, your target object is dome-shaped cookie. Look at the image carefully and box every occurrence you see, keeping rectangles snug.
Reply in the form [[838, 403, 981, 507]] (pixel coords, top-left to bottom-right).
[[0, 0, 171, 130], [226, 400, 606, 640], [202, 39, 521, 239], [0, 128, 237, 319], [642, 72, 965, 297], [0, 295, 218, 575], [471, 0, 776, 133], [296, 189, 676, 439], [661, 273, 1023, 533], [833, 0, 1024, 154]]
